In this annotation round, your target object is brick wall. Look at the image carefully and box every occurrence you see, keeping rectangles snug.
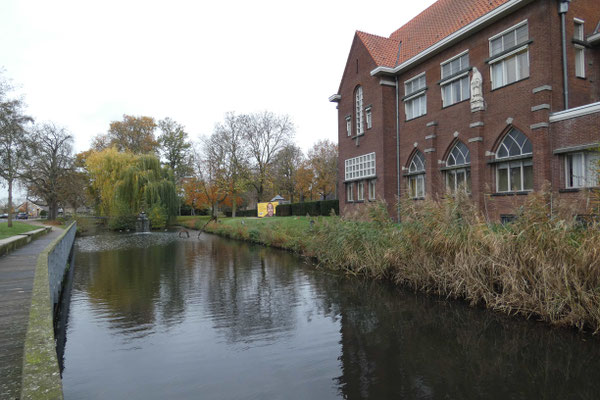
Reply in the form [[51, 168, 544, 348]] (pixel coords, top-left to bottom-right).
[[335, 0, 600, 220]]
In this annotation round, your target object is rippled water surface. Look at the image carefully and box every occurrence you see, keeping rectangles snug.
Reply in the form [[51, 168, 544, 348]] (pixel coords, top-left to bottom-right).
[[61, 232, 600, 399]]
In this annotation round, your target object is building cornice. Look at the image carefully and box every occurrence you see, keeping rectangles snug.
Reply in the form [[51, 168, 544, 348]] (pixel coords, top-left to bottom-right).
[[549, 102, 600, 123], [370, 0, 534, 77]]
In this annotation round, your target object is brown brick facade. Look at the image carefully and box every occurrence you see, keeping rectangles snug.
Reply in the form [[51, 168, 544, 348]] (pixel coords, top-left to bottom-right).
[[333, 0, 600, 220]]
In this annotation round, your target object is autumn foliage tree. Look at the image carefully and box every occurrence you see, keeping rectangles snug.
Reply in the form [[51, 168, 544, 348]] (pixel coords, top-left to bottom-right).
[[93, 115, 159, 154], [308, 139, 338, 200]]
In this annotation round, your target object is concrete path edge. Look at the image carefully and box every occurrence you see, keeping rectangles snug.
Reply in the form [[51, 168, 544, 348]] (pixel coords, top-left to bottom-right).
[[20, 222, 77, 400], [0, 227, 52, 257]]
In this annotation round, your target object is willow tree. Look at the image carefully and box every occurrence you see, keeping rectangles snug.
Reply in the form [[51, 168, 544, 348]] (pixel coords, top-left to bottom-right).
[[86, 147, 137, 216], [113, 154, 178, 228], [86, 148, 177, 229]]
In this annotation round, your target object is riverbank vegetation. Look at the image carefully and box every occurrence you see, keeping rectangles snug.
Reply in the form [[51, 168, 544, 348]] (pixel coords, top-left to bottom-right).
[[198, 190, 600, 334]]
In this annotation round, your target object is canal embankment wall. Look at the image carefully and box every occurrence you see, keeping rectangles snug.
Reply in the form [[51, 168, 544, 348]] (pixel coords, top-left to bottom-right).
[[20, 221, 77, 400]]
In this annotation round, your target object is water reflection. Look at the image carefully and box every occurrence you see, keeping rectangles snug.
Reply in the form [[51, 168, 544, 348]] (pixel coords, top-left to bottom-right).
[[62, 232, 600, 400]]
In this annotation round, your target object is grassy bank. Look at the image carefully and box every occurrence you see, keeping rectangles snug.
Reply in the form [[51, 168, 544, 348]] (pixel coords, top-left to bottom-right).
[[0, 221, 38, 239], [193, 190, 600, 334]]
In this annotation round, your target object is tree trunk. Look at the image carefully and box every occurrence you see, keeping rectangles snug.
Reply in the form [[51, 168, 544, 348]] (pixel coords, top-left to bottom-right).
[[7, 179, 13, 228], [232, 195, 237, 218], [49, 200, 58, 221]]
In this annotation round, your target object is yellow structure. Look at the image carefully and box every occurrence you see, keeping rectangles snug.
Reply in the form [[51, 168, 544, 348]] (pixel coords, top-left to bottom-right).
[[257, 202, 278, 218]]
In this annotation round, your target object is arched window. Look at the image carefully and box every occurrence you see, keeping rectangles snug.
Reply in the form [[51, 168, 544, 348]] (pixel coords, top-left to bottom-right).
[[407, 150, 425, 198], [355, 86, 364, 136], [445, 141, 471, 193], [495, 129, 533, 192]]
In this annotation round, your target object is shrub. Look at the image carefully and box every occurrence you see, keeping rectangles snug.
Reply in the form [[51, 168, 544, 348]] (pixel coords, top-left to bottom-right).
[[148, 205, 167, 229]]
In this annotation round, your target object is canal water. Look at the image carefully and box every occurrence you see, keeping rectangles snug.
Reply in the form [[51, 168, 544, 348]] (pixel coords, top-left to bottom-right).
[[60, 232, 600, 399]]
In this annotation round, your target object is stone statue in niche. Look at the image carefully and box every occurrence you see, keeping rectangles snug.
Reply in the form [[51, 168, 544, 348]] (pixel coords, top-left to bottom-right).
[[470, 67, 485, 112]]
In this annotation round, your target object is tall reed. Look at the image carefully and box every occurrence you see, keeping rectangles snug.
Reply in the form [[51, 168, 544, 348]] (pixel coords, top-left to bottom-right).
[[308, 190, 600, 333]]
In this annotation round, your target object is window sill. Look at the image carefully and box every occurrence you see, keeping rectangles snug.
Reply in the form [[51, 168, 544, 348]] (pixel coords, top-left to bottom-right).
[[560, 187, 599, 193], [355, 200, 365, 203], [490, 76, 530, 92], [491, 191, 531, 197], [349, 133, 365, 139], [405, 114, 427, 122], [410, 197, 425, 201], [442, 98, 470, 109]]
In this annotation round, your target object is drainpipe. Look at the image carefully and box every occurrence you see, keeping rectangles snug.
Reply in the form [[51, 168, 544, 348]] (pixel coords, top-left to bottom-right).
[[395, 75, 401, 222], [559, 0, 571, 110]]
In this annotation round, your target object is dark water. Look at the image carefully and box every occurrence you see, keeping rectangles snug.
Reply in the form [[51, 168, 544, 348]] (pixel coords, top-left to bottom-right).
[[61, 232, 600, 400]]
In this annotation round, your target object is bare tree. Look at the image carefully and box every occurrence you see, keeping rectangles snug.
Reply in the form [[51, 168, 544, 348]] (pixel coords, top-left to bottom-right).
[[0, 78, 33, 227], [158, 117, 193, 182], [193, 137, 227, 217], [213, 112, 250, 217], [244, 111, 294, 202], [273, 143, 304, 203], [22, 123, 74, 220]]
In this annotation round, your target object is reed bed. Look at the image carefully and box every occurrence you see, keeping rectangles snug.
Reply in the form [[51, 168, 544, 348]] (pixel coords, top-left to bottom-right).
[[203, 191, 600, 333]]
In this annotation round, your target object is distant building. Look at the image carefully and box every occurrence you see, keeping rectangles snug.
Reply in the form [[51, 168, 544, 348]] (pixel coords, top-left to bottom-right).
[[270, 195, 290, 204], [330, 0, 600, 221], [17, 201, 46, 217]]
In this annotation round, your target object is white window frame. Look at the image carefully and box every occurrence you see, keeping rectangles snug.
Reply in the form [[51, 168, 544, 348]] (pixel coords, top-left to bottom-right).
[[565, 152, 599, 188], [575, 45, 586, 78], [488, 20, 530, 90], [407, 151, 426, 199], [355, 86, 364, 136], [346, 183, 354, 202], [496, 160, 533, 192], [574, 18, 585, 40], [346, 116, 352, 137], [574, 19, 586, 78], [408, 174, 425, 198], [368, 180, 376, 200], [404, 72, 427, 120], [445, 142, 471, 194], [445, 168, 471, 194], [357, 181, 364, 201], [494, 129, 534, 192], [344, 152, 376, 181], [365, 106, 372, 130], [441, 74, 470, 107]]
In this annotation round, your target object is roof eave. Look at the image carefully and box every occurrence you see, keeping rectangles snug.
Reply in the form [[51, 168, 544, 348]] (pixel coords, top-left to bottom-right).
[[588, 32, 600, 45], [371, 0, 534, 77]]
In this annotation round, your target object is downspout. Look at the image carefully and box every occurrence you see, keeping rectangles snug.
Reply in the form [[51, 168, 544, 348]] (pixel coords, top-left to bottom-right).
[[395, 75, 401, 222], [559, 0, 571, 110]]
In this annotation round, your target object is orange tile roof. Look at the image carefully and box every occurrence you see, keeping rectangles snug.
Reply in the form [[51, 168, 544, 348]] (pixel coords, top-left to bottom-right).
[[356, 0, 512, 69]]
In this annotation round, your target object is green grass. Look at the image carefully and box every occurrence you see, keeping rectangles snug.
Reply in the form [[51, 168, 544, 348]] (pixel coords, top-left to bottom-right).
[[202, 216, 327, 251], [175, 215, 213, 230], [0, 221, 39, 239]]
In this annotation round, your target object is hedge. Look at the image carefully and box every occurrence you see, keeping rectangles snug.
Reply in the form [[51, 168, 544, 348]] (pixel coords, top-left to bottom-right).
[[225, 209, 257, 217], [276, 200, 338, 217]]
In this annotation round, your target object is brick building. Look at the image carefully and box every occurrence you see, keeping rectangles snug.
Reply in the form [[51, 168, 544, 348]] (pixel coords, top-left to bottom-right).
[[330, 0, 600, 221]]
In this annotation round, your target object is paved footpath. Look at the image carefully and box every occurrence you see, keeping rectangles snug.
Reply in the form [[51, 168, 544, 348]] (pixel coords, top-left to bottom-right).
[[0, 225, 63, 400]]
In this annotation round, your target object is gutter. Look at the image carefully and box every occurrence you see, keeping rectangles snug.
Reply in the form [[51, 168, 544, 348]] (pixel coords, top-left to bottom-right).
[[395, 75, 401, 222], [559, 0, 571, 110], [370, 0, 534, 77]]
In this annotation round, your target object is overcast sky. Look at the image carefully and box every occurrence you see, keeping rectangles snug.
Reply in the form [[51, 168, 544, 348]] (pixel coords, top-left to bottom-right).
[[0, 0, 437, 199]]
